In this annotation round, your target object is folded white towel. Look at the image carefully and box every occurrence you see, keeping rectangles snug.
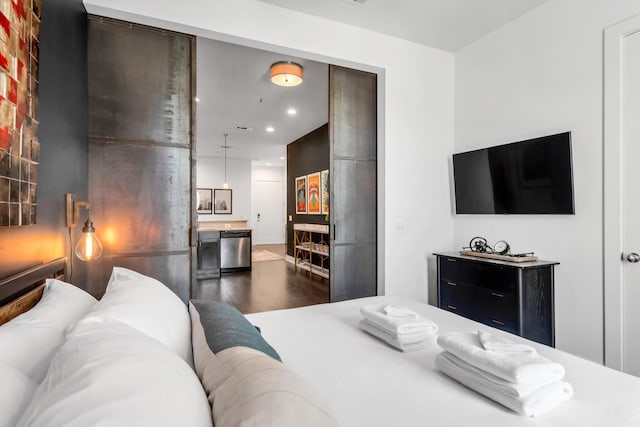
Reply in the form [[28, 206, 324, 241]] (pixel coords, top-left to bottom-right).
[[383, 304, 419, 319], [360, 304, 438, 335], [360, 319, 435, 344], [437, 332, 565, 383], [436, 352, 573, 417], [438, 352, 565, 398], [478, 330, 536, 355], [359, 319, 432, 352]]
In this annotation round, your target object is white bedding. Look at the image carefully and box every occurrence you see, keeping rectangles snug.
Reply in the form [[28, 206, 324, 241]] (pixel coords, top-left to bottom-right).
[[246, 296, 640, 427]]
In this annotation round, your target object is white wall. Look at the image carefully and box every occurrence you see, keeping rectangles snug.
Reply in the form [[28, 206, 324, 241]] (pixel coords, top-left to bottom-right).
[[455, 0, 640, 363], [83, 0, 456, 301], [196, 157, 252, 222], [252, 165, 286, 187]]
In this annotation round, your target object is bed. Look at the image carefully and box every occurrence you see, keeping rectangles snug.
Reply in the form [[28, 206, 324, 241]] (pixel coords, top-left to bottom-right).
[[248, 297, 640, 427], [1, 260, 640, 426]]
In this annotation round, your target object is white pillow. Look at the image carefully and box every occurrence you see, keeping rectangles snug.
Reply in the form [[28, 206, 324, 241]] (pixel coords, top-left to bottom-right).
[[18, 318, 212, 427], [83, 267, 192, 365], [0, 363, 37, 427], [0, 279, 97, 383], [213, 347, 338, 427]]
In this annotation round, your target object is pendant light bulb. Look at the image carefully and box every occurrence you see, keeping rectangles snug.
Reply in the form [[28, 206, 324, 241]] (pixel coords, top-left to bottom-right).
[[75, 213, 103, 261]]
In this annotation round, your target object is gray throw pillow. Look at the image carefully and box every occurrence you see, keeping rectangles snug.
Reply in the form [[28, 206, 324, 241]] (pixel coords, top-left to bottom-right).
[[189, 300, 281, 361]]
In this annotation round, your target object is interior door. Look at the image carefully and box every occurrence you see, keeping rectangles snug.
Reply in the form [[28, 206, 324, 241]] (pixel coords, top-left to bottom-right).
[[329, 66, 377, 302], [253, 180, 285, 245], [604, 16, 640, 373], [87, 17, 194, 303], [620, 28, 640, 375]]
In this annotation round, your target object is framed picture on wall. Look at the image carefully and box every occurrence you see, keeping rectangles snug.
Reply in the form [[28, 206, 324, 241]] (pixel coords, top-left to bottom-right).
[[214, 188, 233, 214], [196, 188, 212, 214], [0, 2, 41, 227], [321, 169, 329, 215], [307, 172, 321, 214], [295, 176, 307, 214]]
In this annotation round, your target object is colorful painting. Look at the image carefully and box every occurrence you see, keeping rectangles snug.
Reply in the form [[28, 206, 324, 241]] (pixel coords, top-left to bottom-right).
[[0, 0, 40, 227], [295, 176, 307, 214], [307, 172, 320, 214], [321, 169, 329, 215]]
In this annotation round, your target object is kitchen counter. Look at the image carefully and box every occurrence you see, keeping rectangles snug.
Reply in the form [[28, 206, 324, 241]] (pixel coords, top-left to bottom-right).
[[198, 220, 251, 231]]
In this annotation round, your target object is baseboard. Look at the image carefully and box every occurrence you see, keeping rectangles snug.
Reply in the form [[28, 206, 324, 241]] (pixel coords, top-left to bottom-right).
[[285, 255, 295, 264]]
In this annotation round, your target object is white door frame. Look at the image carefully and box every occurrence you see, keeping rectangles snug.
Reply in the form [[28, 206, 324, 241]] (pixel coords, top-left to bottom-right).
[[603, 13, 640, 370]]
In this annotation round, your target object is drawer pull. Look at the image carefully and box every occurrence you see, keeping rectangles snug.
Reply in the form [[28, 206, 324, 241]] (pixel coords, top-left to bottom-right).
[[446, 258, 456, 262], [491, 292, 504, 298], [447, 281, 457, 287], [491, 319, 505, 326], [447, 305, 457, 311]]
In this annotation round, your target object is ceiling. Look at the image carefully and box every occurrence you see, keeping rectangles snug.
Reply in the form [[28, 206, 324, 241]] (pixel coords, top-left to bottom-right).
[[196, 38, 328, 167], [196, 1, 548, 166], [259, 0, 548, 52]]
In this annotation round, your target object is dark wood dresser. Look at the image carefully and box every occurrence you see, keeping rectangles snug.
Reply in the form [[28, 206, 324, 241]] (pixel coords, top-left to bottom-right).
[[434, 253, 558, 346]]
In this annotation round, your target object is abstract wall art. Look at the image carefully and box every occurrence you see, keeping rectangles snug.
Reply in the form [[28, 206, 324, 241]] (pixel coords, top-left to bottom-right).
[[295, 175, 306, 214], [0, 0, 41, 226], [321, 169, 329, 215], [307, 172, 320, 214]]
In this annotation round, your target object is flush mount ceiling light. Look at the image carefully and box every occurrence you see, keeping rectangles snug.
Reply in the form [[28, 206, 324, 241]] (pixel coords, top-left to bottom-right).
[[270, 61, 303, 87], [287, 108, 297, 115]]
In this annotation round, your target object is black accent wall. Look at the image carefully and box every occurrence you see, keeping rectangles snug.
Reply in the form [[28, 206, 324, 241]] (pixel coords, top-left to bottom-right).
[[286, 123, 329, 257], [0, 0, 88, 284]]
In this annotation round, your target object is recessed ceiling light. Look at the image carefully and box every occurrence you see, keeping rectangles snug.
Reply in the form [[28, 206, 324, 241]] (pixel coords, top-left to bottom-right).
[[266, 162, 271, 166], [280, 156, 285, 160], [195, 97, 200, 103], [266, 126, 275, 133], [287, 108, 297, 115]]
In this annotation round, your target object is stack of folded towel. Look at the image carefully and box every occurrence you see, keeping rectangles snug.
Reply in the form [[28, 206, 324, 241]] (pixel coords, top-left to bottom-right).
[[436, 330, 573, 417], [359, 304, 438, 352]]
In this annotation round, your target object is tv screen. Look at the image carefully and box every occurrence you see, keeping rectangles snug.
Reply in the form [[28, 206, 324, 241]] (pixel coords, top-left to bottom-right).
[[453, 132, 575, 214]]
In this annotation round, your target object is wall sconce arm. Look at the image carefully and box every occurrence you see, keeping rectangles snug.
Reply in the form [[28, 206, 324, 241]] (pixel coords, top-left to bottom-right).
[[66, 193, 92, 228]]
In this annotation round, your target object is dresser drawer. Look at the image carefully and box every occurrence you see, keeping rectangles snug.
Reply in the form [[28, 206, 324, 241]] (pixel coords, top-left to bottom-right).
[[439, 280, 479, 318], [439, 257, 518, 294], [439, 299, 470, 318], [473, 288, 519, 334], [439, 279, 469, 304]]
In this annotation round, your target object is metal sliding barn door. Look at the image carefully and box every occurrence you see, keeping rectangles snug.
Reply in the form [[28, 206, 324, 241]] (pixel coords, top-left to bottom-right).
[[329, 66, 377, 301], [87, 17, 195, 302]]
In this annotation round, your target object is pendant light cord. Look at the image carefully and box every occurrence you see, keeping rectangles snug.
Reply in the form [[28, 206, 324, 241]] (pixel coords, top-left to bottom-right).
[[224, 133, 228, 184]]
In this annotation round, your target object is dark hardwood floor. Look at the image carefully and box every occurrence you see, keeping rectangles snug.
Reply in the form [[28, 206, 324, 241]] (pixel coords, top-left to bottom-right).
[[193, 245, 329, 314]]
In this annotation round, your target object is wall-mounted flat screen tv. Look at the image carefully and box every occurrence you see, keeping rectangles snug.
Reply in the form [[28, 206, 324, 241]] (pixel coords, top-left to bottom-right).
[[453, 132, 575, 214]]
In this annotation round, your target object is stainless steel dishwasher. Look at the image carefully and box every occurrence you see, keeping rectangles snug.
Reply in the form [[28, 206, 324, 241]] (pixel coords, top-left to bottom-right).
[[220, 230, 252, 273], [196, 230, 220, 279]]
